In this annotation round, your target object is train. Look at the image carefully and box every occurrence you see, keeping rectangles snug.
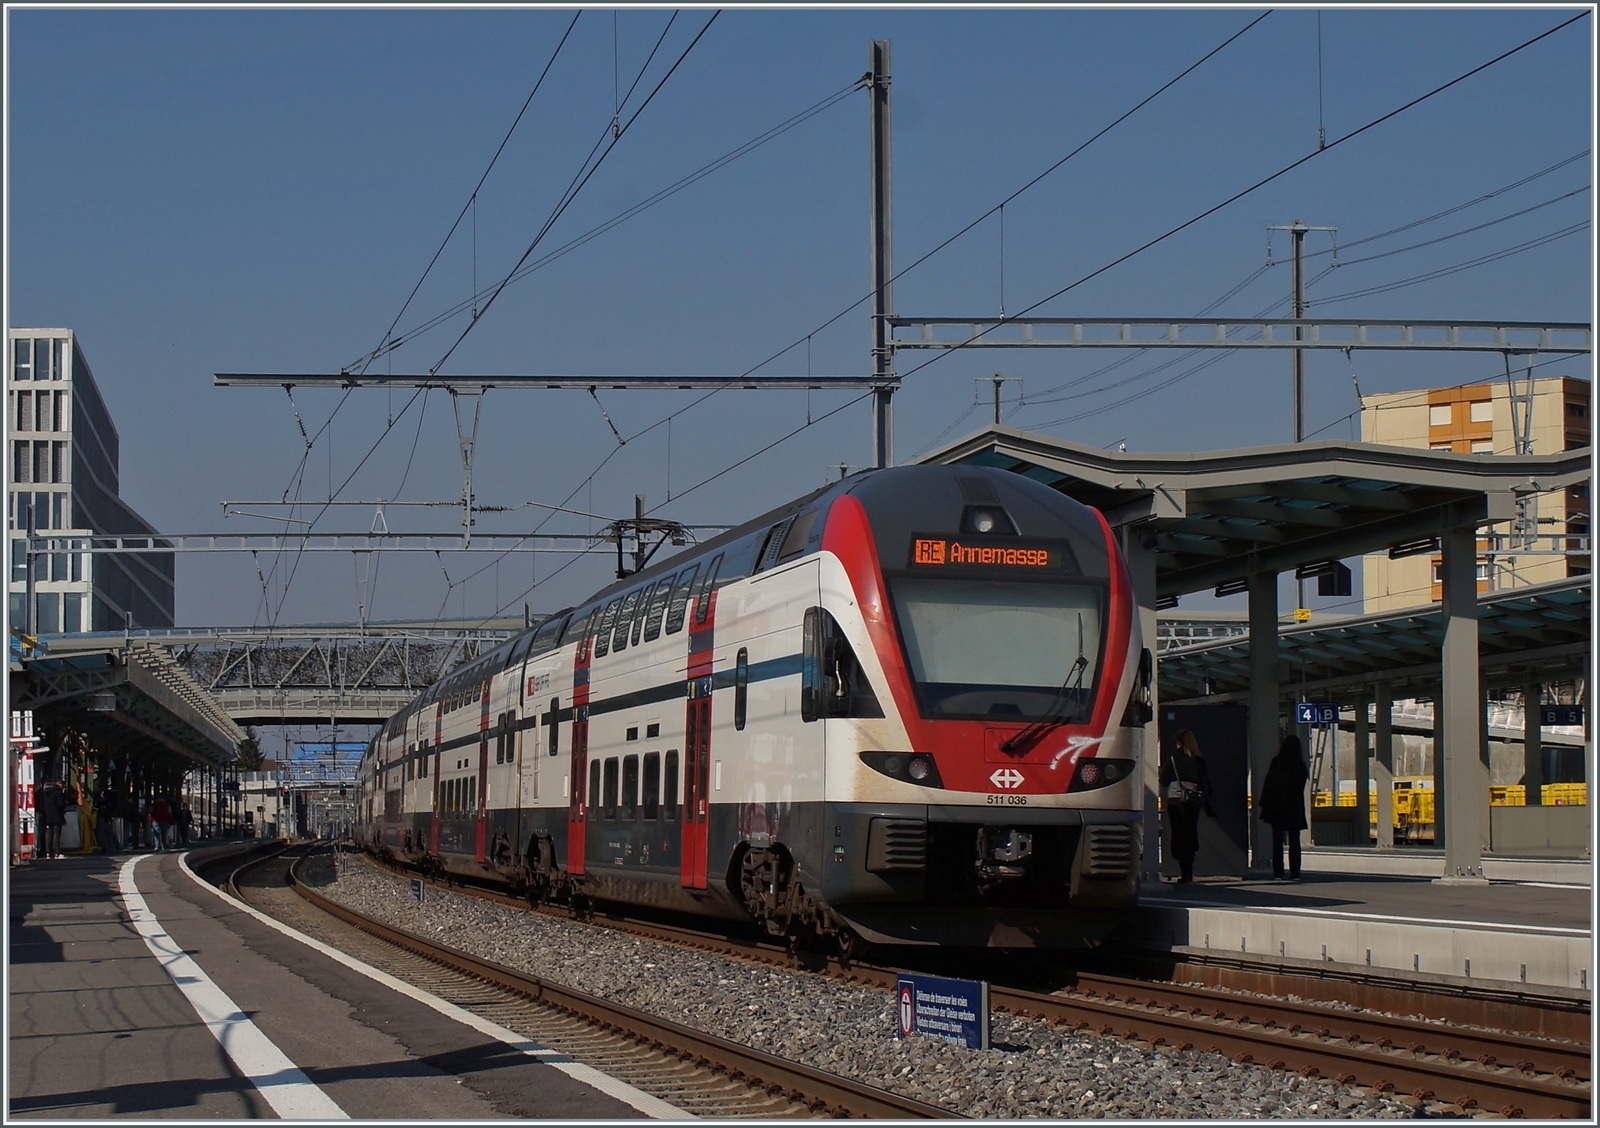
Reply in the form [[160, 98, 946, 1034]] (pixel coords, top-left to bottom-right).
[[354, 464, 1152, 949]]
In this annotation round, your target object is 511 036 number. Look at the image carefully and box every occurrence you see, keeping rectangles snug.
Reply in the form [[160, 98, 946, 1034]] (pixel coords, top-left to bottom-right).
[[986, 794, 1028, 806]]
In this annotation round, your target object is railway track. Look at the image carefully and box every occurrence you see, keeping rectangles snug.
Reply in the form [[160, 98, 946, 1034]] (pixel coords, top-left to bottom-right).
[[222, 845, 951, 1119], [362, 848, 1591, 1118]]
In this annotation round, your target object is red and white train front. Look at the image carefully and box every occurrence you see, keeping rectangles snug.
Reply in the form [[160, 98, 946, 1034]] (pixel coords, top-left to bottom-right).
[[745, 465, 1147, 947]]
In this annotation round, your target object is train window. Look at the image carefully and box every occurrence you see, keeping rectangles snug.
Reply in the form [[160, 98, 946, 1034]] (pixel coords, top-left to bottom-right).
[[756, 518, 793, 572], [642, 579, 672, 641], [801, 608, 821, 723], [588, 760, 601, 815], [734, 648, 749, 731], [593, 598, 622, 658], [663, 749, 679, 820], [612, 589, 642, 653], [778, 510, 819, 561], [622, 755, 639, 820], [602, 758, 619, 820], [664, 564, 698, 634], [548, 697, 560, 756], [630, 581, 656, 647], [642, 752, 660, 820], [694, 555, 723, 625], [646, 722, 659, 738]]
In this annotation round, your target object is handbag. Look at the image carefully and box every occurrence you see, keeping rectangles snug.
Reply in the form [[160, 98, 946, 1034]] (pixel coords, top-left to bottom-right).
[[1166, 778, 1202, 804]]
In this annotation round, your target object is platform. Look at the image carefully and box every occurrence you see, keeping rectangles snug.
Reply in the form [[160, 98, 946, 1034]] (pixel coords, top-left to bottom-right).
[[1121, 850, 1592, 995], [7, 844, 676, 1119]]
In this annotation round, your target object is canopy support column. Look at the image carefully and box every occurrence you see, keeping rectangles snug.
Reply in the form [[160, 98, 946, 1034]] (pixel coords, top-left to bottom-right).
[[1247, 569, 1279, 873], [1354, 688, 1371, 848], [1374, 682, 1394, 849], [1437, 523, 1487, 883]]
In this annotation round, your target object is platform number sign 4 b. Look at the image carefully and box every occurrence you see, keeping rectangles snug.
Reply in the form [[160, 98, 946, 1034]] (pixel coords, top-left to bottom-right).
[[1294, 702, 1338, 728]]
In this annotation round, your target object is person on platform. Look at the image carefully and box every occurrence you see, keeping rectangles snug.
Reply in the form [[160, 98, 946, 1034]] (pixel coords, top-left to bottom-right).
[[149, 794, 171, 852], [36, 778, 67, 860], [97, 786, 119, 854], [177, 802, 193, 847], [121, 791, 141, 851], [1260, 733, 1311, 881], [1158, 729, 1213, 883]]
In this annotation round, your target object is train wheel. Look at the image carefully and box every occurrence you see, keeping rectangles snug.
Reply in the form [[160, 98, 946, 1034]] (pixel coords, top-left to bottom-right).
[[738, 846, 795, 937], [835, 924, 861, 964]]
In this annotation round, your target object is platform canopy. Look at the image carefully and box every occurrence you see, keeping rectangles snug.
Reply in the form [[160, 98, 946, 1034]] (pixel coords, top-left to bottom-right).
[[920, 427, 1589, 598], [1159, 575, 1590, 703], [10, 643, 243, 767]]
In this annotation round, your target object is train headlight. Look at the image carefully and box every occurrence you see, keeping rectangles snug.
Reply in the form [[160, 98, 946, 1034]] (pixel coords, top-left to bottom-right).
[[859, 751, 943, 788], [974, 512, 996, 533]]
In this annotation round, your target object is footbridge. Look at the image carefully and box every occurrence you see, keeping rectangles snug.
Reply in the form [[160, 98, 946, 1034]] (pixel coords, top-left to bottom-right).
[[31, 618, 525, 726]]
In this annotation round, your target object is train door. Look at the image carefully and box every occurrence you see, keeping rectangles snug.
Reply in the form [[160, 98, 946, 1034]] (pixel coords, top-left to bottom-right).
[[568, 619, 594, 876], [429, 703, 443, 855], [475, 680, 490, 862], [680, 568, 719, 890], [680, 692, 712, 887]]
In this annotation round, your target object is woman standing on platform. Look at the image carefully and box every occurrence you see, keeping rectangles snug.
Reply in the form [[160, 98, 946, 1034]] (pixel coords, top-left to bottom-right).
[[1260, 734, 1310, 881], [1159, 729, 1213, 883]]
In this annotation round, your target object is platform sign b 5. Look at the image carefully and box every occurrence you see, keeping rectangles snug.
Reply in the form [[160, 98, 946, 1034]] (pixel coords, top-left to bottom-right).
[[894, 972, 990, 1050], [1541, 704, 1584, 727]]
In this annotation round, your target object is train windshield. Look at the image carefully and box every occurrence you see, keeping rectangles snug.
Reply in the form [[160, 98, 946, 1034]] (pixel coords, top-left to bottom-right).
[[889, 577, 1104, 721]]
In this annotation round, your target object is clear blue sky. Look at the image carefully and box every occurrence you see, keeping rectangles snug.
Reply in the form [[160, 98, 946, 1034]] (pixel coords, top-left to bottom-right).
[[8, 6, 1593, 631]]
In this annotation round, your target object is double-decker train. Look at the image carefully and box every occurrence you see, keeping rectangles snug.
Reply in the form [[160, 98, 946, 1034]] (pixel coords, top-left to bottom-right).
[[354, 464, 1152, 948]]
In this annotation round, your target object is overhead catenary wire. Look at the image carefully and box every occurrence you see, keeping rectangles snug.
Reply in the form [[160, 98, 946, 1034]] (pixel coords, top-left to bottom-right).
[[347, 78, 864, 371], [1309, 221, 1590, 306], [357, 11, 583, 377], [430, 10, 716, 376], [893, 10, 1591, 387], [1302, 149, 1589, 259]]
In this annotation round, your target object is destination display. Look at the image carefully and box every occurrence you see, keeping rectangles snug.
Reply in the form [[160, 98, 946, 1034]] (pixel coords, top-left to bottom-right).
[[909, 534, 1064, 571]]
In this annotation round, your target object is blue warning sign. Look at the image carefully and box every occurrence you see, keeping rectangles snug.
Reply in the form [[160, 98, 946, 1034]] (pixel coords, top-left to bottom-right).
[[895, 972, 990, 1050]]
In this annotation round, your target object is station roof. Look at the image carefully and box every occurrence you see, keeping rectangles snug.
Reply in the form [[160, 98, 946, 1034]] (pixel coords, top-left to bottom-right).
[[1158, 575, 1591, 703], [10, 643, 243, 767], [921, 427, 1590, 598]]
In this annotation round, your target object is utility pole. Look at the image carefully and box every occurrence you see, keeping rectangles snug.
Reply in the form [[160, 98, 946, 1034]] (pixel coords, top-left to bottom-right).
[[1267, 220, 1337, 443], [976, 374, 1023, 426], [869, 39, 895, 469], [1268, 219, 1335, 614]]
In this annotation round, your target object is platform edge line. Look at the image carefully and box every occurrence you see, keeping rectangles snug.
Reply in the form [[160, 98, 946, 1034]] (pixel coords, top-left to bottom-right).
[[176, 850, 691, 1120]]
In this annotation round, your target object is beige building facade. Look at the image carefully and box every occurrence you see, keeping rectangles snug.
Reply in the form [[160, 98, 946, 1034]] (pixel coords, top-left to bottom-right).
[[1360, 375, 1590, 613]]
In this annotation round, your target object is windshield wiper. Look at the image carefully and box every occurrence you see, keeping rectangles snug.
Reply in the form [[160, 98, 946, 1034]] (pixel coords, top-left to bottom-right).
[[1000, 613, 1088, 755]]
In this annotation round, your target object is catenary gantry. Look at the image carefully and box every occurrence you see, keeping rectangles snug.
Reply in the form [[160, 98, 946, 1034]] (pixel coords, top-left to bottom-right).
[[921, 426, 1591, 883]]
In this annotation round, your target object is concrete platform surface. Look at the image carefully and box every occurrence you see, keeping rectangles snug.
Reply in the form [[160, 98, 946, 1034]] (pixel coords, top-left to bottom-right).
[[8, 846, 674, 1119], [1124, 869, 1591, 993]]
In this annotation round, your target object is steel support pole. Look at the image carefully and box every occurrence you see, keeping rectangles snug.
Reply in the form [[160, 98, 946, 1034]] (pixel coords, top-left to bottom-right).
[[1374, 682, 1394, 848], [1120, 527, 1162, 883], [1247, 569, 1280, 872], [1523, 681, 1544, 805], [1291, 221, 1307, 614], [869, 39, 895, 469], [1437, 524, 1487, 882], [1354, 689, 1371, 847]]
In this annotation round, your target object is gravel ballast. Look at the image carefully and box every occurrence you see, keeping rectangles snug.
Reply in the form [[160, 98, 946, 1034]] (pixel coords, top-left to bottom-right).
[[313, 856, 1426, 1119]]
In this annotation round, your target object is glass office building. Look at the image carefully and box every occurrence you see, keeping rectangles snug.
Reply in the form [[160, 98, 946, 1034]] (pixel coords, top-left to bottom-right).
[[8, 329, 174, 633]]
